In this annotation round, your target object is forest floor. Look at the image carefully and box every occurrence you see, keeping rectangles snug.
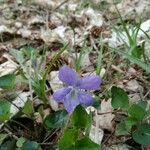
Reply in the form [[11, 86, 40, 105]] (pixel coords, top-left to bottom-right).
[[0, 0, 150, 150]]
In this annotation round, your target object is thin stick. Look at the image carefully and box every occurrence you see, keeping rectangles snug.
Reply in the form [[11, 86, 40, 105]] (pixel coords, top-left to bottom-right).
[[29, 52, 33, 101], [97, 110, 123, 115], [39, 142, 53, 146], [4, 127, 18, 140], [53, 0, 70, 11]]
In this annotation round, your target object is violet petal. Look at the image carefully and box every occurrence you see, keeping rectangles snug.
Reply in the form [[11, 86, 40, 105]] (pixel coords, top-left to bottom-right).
[[78, 91, 93, 106], [77, 75, 102, 90], [64, 90, 80, 112], [59, 65, 77, 86], [53, 87, 71, 102]]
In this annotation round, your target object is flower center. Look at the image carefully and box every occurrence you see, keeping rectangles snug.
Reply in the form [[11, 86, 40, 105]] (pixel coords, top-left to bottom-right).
[[67, 87, 78, 100], [70, 89, 76, 97]]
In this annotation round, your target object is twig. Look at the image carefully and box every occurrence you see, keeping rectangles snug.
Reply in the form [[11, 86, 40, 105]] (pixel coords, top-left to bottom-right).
[[111, 64, 124, 74], [97, 110, 123, 115], [39, 142, 53, 146], [43, 128, 59, 143], [102, 130, 115, 147], [144, 89, 150, 99], [4, 127, 18, 140], [29, 53, 33, 101], [10, 119, 31, 132], [53, 0, 70, 11], [4, 96, 22, 112]]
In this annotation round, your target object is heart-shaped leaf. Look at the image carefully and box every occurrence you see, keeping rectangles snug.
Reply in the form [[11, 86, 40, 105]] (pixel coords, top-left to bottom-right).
[[44, 110, 68, 129], [133, 123, 150, 146], [0, 74, 16, 89], [0, 100, 11, 121], [128, 104, 146, 121], [72, 105, 91, 129], [59, 128, 78, 150], [75, 137, 100, 150], [111, 86, 129, 110], [22, 141, 41, 150]]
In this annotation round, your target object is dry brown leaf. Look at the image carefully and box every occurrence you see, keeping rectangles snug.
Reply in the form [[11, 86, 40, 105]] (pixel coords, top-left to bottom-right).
[[0, 60, 18, 76], [105, 144, 130, 150], [125, 79, 142, 92], [10, 92, 30, 116], [17, 27, 31, 38], [95, 100, 115, 131], [89, 125, 104, 145], [49, 95, 59, 111], [49, 71, 63, 92]]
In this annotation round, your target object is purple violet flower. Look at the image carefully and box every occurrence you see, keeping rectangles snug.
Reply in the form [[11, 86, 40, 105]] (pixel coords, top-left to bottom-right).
[[53, 65, 102, 113]]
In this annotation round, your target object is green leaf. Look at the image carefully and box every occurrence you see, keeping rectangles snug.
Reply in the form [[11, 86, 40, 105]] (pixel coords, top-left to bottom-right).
[[0, 74, 16, 89], [38, 105, 44, 119], [0, 134, 8, 145], [115, 117, 137, 136], [115, 120, 129, 136], [16, 137, 26, 148], [59, 128, 78, 150], [111, 86, 129, 110], [124, 117, 138, 127], [75, 137, 100, 150], [128, 104, 146, 120], [92, 96, 101, 109], [0, 100, 11, 121], [131, 45, 143, 59], [44, 110, 68, 129], [72, 105, 91, 129], [137, 101, 147, 110], [22, 46, 36, 59], [32, 79, 47, 103], [0, 139, 16, 150], [22, 99, 34, 116], [145, 108, 150, 117], [132, 123, 150, 146], [22, 141, 41, 150]]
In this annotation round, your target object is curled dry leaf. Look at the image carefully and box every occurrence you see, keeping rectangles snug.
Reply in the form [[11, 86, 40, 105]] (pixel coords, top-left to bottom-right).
[[89, 125, 104, 145], [51, 12, 65, 26], [81, 8, 103, 28], [10, 92, 30, 116], [40, 26, 66, 44], [49, 71, 63, 92], [0, 25, 13, 34], [128, 93, 141, 103], [125, 79, 142, 92], [138, 19, 150, 38], [107, 31, 128, 48], [104, 144, 130, 150], [145, 40, 150, 60], [66, 3, 78, 12], [95, 100, 115, 131], [15, 22, 23, 29], [126, 67, 137, 77], [17, 27, 32, 38], [49, 95, 59, 111], [0, 60, 18, 76], [28, 15, 45, 26]]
